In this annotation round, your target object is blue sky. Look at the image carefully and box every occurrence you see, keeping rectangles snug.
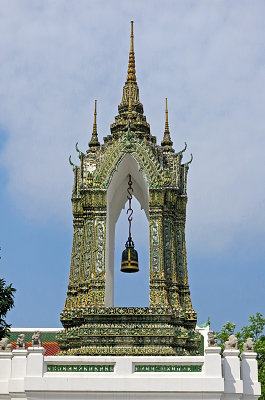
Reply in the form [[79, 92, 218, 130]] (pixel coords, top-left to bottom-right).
[[0, 0, 264, 332]]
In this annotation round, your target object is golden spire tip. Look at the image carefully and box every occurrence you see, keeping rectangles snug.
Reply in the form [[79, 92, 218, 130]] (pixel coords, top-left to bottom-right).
[[127, 21, 136, 82], [130, 21, 134, 52]]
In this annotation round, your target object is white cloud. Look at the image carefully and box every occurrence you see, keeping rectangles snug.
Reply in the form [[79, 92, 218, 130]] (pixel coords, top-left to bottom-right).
[[0, 0, 264, 252]]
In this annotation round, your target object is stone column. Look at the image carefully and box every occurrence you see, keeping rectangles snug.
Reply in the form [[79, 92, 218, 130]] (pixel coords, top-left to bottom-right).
[[26, 347, 45, 377], [223, 349, 243, 397], [204, 346, 222, 377], [241, 352, 261, 398]]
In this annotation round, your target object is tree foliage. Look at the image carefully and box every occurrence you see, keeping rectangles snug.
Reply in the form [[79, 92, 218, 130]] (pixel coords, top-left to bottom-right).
[[217, 313, 265, 400], [0, 278, 16, 339]]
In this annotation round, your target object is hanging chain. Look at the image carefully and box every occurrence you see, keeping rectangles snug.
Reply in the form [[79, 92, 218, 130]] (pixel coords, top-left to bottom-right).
[[127, 174, 133, 240]]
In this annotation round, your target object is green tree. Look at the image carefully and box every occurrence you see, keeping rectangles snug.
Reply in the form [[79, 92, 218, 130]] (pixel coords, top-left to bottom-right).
[[216, 321, 237, 350], [217, 313, 265, 400], [0, 278, 16, 339]]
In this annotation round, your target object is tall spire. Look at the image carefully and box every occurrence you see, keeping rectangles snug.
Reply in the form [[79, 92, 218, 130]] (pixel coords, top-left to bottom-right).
[[89, 100, 100, 149], [161, 98, 173, 151], [128, 82, 132, 119], [110, 21, 150, 139], [165, 98, 169, 133], [127, 21, 136, 82]]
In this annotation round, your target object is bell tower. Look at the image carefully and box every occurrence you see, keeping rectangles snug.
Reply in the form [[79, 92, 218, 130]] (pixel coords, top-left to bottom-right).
[[58, 21, 201, 356]]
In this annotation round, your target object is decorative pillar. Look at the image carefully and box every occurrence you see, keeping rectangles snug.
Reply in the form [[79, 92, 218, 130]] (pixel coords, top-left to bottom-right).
[[26, 347, 45, 377], [175, 197, 196, 322], [241, 352, 261, 397], [89, 213, 106, 305], [0, 350, 12, 394], [11, 348, 28, 378], [223, 349, 243, 396], [9, 349, 28, 398], [149, 214, 167, 306], [164, 190, 182, 313], [149, 189, 168, 307], [204, 346, 222, 377]]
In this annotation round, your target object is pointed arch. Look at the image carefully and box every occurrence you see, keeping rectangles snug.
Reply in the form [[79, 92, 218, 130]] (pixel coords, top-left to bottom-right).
[[105, 153, 149, 306], [96, 137, 165, 189]]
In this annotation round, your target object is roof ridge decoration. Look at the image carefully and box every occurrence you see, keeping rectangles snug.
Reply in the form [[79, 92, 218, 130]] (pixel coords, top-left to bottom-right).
[[68, 155, 77, 171], [75, 142, 84, 159]]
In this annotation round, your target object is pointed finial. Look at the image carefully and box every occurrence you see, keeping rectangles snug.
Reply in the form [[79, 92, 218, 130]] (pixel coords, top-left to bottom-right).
[[161, 98, 173, 150], [93, 100, 97, 134], [89, 100, 100, 149], [130, 20, 134, 52], [128, 82, 132, 119], [165, 98, 169, 134], [127, 21, 136, 82]]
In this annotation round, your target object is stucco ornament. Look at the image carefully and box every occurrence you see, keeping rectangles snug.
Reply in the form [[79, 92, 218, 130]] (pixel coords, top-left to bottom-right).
[[208, 330, 217, 347], [243, 337, 255, 352], [16, 333, 26, 349], [32, 331, 42, 347], [0, 337, 13, 351], [225, 335, 238, 350]]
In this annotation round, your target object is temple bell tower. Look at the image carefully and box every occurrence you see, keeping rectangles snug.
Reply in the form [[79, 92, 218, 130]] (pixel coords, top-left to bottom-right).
[[58, 21, 201, 356]]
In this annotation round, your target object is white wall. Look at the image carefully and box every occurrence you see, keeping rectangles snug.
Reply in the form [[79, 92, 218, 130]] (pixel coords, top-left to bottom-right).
[[0, 327, 261, 400]]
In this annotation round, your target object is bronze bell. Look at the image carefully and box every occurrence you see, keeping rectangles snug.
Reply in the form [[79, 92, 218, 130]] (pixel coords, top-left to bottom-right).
[[121, 238, 139, 273], [121, 174, 139, 273]]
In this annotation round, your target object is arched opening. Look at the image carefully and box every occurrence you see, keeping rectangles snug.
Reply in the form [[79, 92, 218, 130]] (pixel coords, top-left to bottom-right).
[[105, 153, 149, 307], [114, 197, 149, 306]]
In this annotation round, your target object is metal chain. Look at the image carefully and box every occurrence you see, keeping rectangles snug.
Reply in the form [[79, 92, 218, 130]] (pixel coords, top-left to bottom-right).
[[127, 174, 133, 239]]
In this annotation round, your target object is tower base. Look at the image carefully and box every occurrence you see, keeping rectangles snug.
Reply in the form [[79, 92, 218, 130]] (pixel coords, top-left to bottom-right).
[[58, 306, 201, 356]]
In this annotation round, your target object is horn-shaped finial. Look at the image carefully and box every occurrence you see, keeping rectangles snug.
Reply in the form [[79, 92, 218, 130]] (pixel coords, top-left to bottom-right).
[[185, 153, 193, 167], [69, 155, 77, 171], [75, 142, 84, 159], [178, 142, 187, 158]]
